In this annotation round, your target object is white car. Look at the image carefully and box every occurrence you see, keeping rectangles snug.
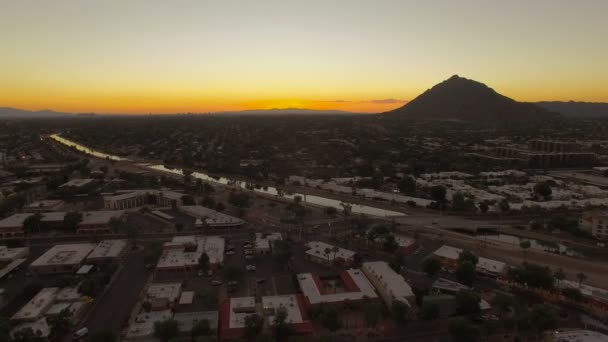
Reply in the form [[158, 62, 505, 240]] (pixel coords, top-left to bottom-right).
[[226, 251, 236, 256], [211, 280, 223, 286], [245, 255, 254, 260], [73, 327, 89, 339], [245, 265, 256, 271]]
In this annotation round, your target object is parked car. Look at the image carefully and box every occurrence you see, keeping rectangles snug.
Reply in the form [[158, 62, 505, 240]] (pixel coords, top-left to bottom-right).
[[211, 280, 222, 286], [245, 265, 256, 271], [73, 328, 89, 339], [245, 255, 254, 260], [226, 251, 236, 256], [197, 270, 204, 277]]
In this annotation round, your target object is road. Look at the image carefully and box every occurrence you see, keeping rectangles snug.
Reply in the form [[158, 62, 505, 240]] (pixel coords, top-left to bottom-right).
[[81, 249, 148, 335]]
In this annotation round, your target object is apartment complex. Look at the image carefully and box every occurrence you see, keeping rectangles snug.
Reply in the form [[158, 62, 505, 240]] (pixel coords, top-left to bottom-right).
[[580, 211, 608, 239]]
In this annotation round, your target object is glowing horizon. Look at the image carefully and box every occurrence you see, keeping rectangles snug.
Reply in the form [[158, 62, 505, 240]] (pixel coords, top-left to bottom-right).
[[1, 0, 607, 114]]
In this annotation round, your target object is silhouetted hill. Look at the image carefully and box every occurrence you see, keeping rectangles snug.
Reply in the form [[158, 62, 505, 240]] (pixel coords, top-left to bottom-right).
[[536, 101, 608, 118], [384, 75, 557, 122], [0, 107, 72, 118]]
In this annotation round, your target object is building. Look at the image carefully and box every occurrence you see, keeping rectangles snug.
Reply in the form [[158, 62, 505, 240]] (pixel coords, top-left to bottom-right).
[[304, 241, 355, 266], [179, 205, 245, 227], [11, 318, 50, 340], [157, 235, 225, 273], [592, 166, 608, 177], [77, 210, 125, 234], [254, 232, 282, 255], [432, 245, 507, 277], [0, 213, 35, 237], [528, 140, 580, 153], [59, 178, 96, 192], [361, 261, 414, 307], [26, 163, 68, 175], [297, 269, 378, 306], [558, 280, 608, 311], [0, 246, 29, 279], [580, 211, 608, 239], [86, 240, 128, 264], [174, 311, 218, 337], [103, 189, 184, 210], [29, 243, 96, 274], [23, 200, 65, 213], [551, 329, 608, 342], [145, 283, 182, 311], [11, 288, 59, 321], [219, 295, 312, 340], [126, 310, 173, 340]]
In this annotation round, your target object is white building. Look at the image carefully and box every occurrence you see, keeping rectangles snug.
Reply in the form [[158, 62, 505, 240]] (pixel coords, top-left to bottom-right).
[[552, 329, 608, 342], [23, 200, 65, 212], [146, 283, 182, 310], [86, 240, 128, 263], [179, 205, 245, 227], [29, 243, 96, 274], [59, 178, 95, 190], [157, 235, 225, 272], [361, 261, 414, 307], [254, 232, 282, 255], [11, 318, 50, 339], [304, 241, 355, 266], [11, 288, 59, 321], [432, 245, 507, 276], [103, 189, 184, 210], [580, 211, 608, 239], [127, 310, 173, 339], [297, 269, 378, 305]]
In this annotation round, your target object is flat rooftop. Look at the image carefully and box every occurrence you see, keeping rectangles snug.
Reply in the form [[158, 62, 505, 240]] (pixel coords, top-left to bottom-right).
[[105, 189, 184, 202], [362, 261, 414, 304], [228, 297, 256, 329], [157, 235, 224, 269], [0, 246, 28, 261], [80, 210, 124, 225], [11, 288, 59, 321], [297, 269, 378, 305], [87, 240, 127, 259], [179, 205, 245, 226], [60, 178, 95, 188], [553, 329, 608, 342], [305, 241, 355, 261], [30, 243, 96, 267], [433, 245, 507, 274], [127, 310, 173, 338], [261, 295, 303, 325], [23, 200, 64, 211], [174, 311, 218, 333], [255, 232, 282, 250], [147, 283, 182, 302]]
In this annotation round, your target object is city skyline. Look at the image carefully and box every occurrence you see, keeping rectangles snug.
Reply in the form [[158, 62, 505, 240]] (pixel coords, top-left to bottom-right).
[[1, 0, 607, 114]]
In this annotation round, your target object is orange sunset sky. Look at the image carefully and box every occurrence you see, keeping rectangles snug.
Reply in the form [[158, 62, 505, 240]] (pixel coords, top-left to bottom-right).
[[1, 0, 607, 114]]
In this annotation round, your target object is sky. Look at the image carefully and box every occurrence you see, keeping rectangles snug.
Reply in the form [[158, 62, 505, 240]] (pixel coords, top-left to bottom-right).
[[0, 0, 607, 114]]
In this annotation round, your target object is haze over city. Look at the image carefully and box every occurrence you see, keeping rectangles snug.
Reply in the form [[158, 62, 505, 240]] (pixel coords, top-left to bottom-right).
[[1, 0, 607, 114]]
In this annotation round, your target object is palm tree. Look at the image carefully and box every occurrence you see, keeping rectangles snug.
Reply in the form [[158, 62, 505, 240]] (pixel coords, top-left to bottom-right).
[[554, 268, 565, 288], [324, 247, 332, 264], [576, 272, 587, 288], [331, 246, 340, 262], [519, 240, 531, 261]]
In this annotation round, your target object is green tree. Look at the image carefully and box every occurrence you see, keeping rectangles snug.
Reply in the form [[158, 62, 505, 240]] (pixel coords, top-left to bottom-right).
[[228, 192, 251, 208], [455, 291, 481, 317], [534, 182, 552, 200], [215, 202, 226, 212], [519, 240, 531, 260], [528, 305, 558, 333], [364, 302, 383, 327], [63, 211, 83, 231], [508, 263, 555, 290], [398, 176, 416, 194], [191, 319, 211, 339], [324, 206, 338, 218], [576, 272, 587, 288], [562, 288, 584, 302], [198, 253, 209, 271], [455, 261, 476, 286], [273, 307, 293, 340], [23, 213, 43, 234], [554, 268, 566, 287], [153, 319, 179, 342], [87, 330, 117, 342], [320, 308, 341, 332], [448, 318, 480, 342], [49, 309, 72, 338], [430, 185, 447, 203], [390, 300, 409, 324], [458, 250, 478, 266], [499, 199, 510, 212], [223, 266, 243, 282], [273, 240, 293, 270], [418, 302, 439, 320], [422, 258, 442, 278], [244, 314, 264, 338]]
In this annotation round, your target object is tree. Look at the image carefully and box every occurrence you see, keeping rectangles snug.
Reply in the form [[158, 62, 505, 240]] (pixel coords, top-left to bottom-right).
[[191, 319, 211, 338], [154, 319, 179, 342], [507, 263, 555, 290], [323, 247, 332, 264], [422, 258, 442, 278], [528, 305, 557, 333], [391, 300, 409, 324], [448, 318, 480, 342], [519, 240, 531, 260], [492, 292, 515, 312], [273, 240, 293, 270], [223, 266, 243, 282], [418, 302, 439, 320], [455, 291, 481, 317], [49, 308, 72, 338], [554, 268, 566, 287], [534, 182, 552, 200], [398, 176, 416, 194], [23, 213, 43, 234], [87, 330, 117, 342], [576, 272, 587, 288], [430, 185, 447, 203], [273, 307, 292, 340], [364, 302, 383, 327], [324, 206, 338, 218], [183, 169, 193, 185], [562, 288, 584, 302], [382, 234, 399, 252], [244, 314, 264, 338], [455, 261, 476, 286], [499, 199, 510, 212], [479, 201, 489, 213], [458, 250, 478, 266], [451, 192, 476, 212], [228, 192, 251, 208], [0, 316, 12, 342], [215, 202, 226, 212], [63, 211, 83, 231], [198, 253, 209, 271], [181, 195, 196, 205], [108, 217, 123, 234], [319, 308, 341, 332]]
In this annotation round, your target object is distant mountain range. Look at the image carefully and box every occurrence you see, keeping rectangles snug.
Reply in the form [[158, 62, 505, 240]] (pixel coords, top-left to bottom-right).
[[219, 108, 357, 116], [0, 107, 72, 118], [535, 101, 608, 118], [384, 75, 557, 122]]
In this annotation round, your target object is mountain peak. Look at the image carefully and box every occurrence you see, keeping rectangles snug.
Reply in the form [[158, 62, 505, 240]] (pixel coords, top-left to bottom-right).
[[384, 75, 556, 121]]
